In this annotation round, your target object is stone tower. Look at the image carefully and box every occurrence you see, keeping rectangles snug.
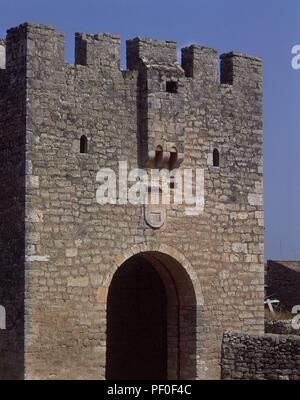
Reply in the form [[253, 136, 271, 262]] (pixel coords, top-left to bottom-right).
[[0, 23, 264, 380]]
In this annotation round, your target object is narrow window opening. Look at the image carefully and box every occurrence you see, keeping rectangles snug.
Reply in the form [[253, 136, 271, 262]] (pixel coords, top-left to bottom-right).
[[166, 81, 178, 94], [213, 148, 220, 167], [169, 149, 178, 170], [80, 135, 88, 154], [155, 146, 163, 168]]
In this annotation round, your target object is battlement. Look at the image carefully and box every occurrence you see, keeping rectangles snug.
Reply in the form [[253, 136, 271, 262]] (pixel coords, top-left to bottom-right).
[[181, 45, 218, 81], [5, 22, 64, 72], [1, 22, 262, 87], [126, 37, 177, 69], [220, 52, 262, 87], [75, 32, 120, 67]]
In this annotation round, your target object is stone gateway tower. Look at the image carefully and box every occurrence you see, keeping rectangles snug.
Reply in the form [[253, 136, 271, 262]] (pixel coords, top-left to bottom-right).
[[0, 23, 264, 380]]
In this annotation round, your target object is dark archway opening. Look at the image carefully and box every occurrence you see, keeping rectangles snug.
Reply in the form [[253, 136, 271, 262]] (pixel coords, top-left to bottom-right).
[[106, 255, 167, 380], [106, 251, 197, 380]]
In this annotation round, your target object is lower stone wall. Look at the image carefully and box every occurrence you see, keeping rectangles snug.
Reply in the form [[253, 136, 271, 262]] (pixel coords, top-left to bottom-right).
[[265, 319, 300, 336], [222, 331, 300, 380]]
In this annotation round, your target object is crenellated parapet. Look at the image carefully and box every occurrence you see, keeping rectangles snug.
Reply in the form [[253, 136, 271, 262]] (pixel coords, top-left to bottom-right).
[[2, 22, 262, 87], [1, 22, 262, 79], [0, 22, 262, 166]]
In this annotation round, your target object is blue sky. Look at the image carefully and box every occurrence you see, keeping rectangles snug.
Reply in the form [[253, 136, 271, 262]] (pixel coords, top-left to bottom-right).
[[1, 0, 299, 260]]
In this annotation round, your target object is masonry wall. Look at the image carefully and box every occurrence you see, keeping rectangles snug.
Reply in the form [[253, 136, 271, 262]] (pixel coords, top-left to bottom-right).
[[0, 22, 264, 380], [222, 332, 300, 380], [0, 29, 26, 379]]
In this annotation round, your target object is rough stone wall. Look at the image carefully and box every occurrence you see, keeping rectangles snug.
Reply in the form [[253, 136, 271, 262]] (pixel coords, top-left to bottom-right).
[[0, 22, 264, 380], [222, 332, 300, 380], [0, 30, 26, 379], [266, 261, 300, 311]]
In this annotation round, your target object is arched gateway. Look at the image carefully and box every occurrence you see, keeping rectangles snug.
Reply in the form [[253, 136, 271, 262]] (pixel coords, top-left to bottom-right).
[[106, 245, 204, 380]]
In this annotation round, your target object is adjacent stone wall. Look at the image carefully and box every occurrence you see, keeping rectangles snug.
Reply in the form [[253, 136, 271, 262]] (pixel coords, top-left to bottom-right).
[[222, 332, 300, 380], [265, 319, 300, 336]]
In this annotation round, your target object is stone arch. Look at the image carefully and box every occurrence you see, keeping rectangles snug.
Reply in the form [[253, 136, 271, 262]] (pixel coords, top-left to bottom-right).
[[105, 244, 204, 380], [109, 243, 204, 306]]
